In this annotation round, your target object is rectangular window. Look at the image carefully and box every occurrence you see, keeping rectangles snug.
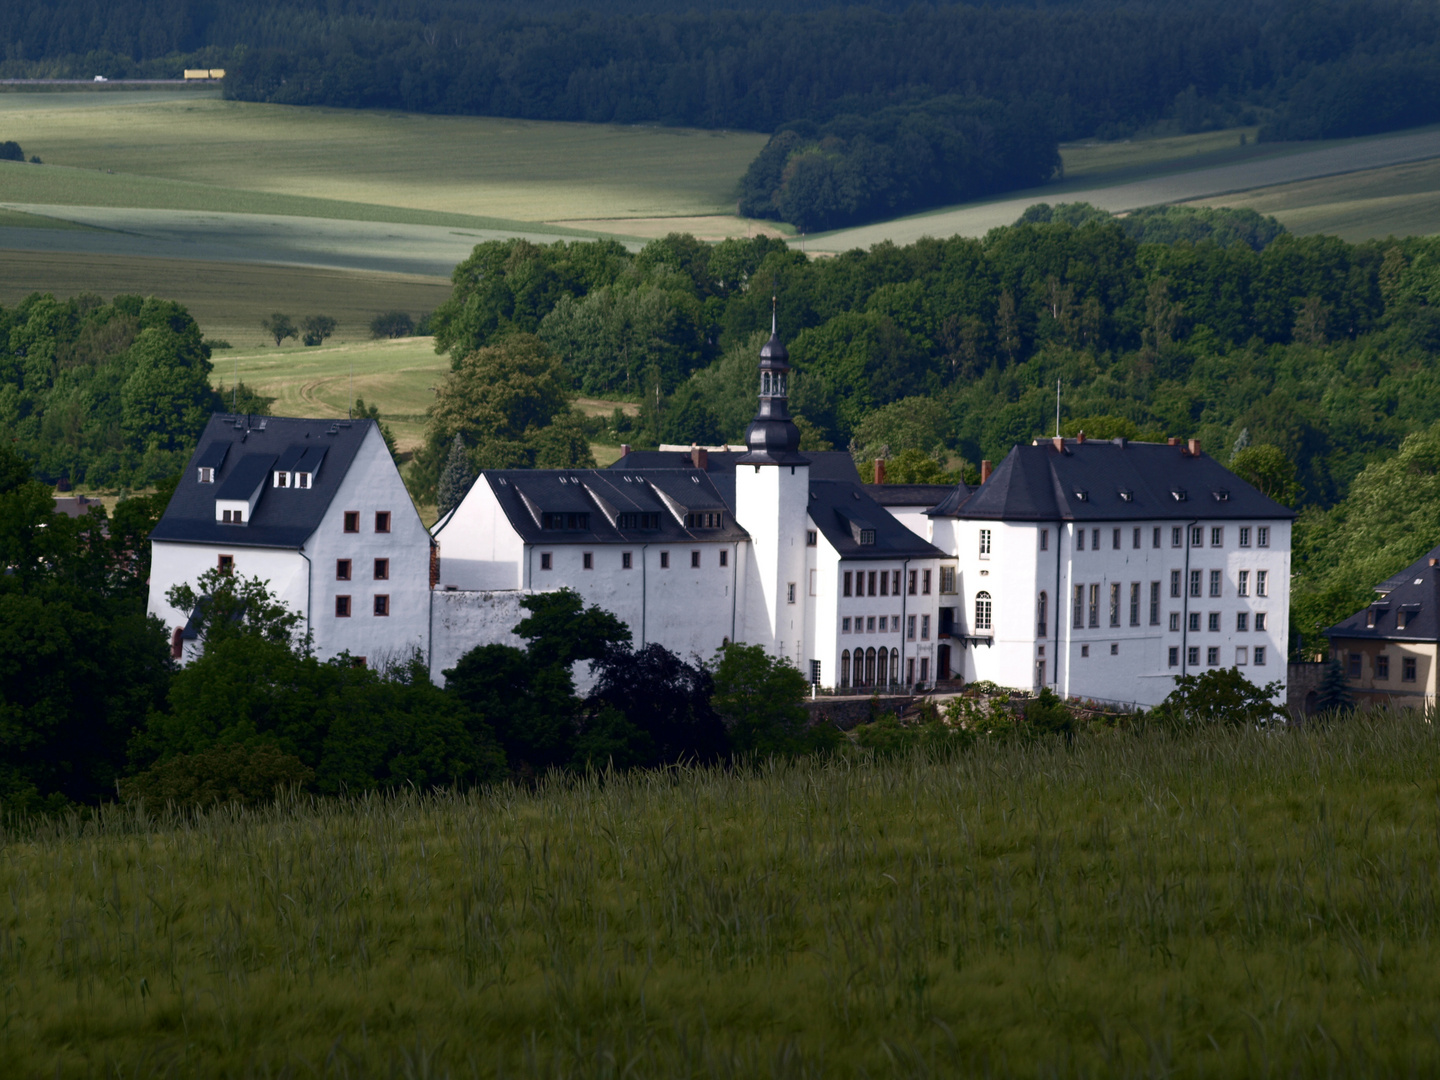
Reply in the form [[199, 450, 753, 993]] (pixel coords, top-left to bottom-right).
[[199, 467, 215, 484], [296, 473, 310, 490], [844, 571, 853, 597], [1133, 527, 1141, 549], [1171, 570, 1181, 598], [1403, 656, 1416, 682], [373, 558, 388, 581], [866, 616, 875, 633], [1190, 526, 1203, 547], [1077, 528, 1086, 552], [1149, 582, 1160, 625], [1238, 570, 1250, 596], [1113, 528, 1121, 550], [1073, 585, 1084, 629], [335, 595, 351, 617], [660, 551, 670, 569], [373, 594, 389, 617], [274, 471, 289, 488], [540, 552, 553, 571], [1208, 612, 1220, 632], [343, 511, 359, 533], [892, 570, 901, 595], [1168, 647, 1179, 668], [691, 550, 701, 568], [880, 571, 889, 597], [868, 571, 878, 595], [584, 552, 595, 570], [1081, 644, 1090, 658], [375, 511, 391, 533], [1189, 612, 1201, 632], [878, 616, 887, 632], [1130, 582, 1141, 627], [1187, 646, 1200, 667], [1376, 654, 1390, 679], [907, 615, 917, 640], [1206, 646, 1220, 666], [1239, 527, 1252, 547], [1211, 527, 1223, 547], [1255, 612, 1267, 631], [1110, 642, 1119, 656], [1235, 646, 1248, 666], [1170, 612, 1180, 632], [1040, 528, 1049, 551], [1236, 612, 1249, 632], [622, 551, 633, 570], [920, 658, 930, 682], [1109, 582, 1121, 627], [1209, 570, 1222, 597], [1348, 652, 1362, 679], [1189, 570, 1202, 598], [806, 530, 817, 546], [218, 554, 234, 572], [720, 550, 729, 567], [1092, 528, 1100, 551], [907, 658, 916, 683], [979, 529, 991, 557], [908, 570, 918, 595], [1254, 646, 1267, 666], [923, 569, 932, 595], [1257, 527, 1270, 548], [1153, 527, 1161, 549], [1088, 583, 1100, 628], [1256, 570, 1268, 597], [842, 617, 851, 633], [940, 567, 956, 593], [1172, 527, 1182, 547], [921, 614, 931, 640], [787, 582, 796, 604]]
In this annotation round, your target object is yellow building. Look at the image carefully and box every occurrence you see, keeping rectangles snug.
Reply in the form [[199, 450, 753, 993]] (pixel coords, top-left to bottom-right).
[[1325, 547, 1440, 708]]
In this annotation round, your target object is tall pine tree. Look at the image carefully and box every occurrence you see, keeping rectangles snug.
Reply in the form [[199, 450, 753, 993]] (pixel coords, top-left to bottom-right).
[[437, 434, 473, 518]]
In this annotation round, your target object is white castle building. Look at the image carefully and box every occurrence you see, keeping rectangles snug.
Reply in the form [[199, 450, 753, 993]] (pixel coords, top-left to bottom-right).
[[148, 327, 1294, 707]]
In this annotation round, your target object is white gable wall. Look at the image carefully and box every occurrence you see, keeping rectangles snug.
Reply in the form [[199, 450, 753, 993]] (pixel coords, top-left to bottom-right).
[[434, 476, 525, 590]]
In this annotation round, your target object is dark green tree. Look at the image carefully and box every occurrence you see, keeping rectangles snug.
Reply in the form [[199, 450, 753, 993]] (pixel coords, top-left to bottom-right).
[[261, 313, 297, 346], [302, 314, 336, 346], [710, 642, 814, 756], [1315, 658, 1354, 713], [436, 433, 473, 518], [370, 311, 413, 339]]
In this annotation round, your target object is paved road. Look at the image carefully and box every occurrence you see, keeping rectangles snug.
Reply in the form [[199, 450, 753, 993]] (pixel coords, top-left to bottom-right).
[[812, 127, 1440, 251], [0, 204, 628, 276]]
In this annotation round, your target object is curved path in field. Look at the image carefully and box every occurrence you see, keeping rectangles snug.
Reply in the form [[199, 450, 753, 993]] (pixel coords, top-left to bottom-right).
[[811, 126, 1440, 251]]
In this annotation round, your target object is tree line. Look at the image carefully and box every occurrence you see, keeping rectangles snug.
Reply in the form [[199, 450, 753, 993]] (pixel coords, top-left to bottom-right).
[[11, 2, 1440, 229]]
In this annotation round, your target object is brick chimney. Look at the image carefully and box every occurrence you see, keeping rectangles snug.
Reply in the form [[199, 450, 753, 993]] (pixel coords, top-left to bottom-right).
[[1167, 437, 1178, 446], [1076, 430, 1086, 444], [620, 443, 630, 457], [874, 458, 885, 485], [692, 446, 708, 470], [1187, 438, 1201, 457], [1052, 436, 1064, 452], [980, 459, 992, 484]]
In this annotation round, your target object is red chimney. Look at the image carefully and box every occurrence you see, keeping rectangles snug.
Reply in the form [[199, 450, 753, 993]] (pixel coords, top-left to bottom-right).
[[874, 458, 886, 485], [620, 443, 631, 457], [1187, 438, 1200, 457], [692, 446, 708, 470], [980, 459, 992, 484], [1167, 437, 1178, 446], [1076, 430, 1086, 444], [1052, 436, 1064, 452]]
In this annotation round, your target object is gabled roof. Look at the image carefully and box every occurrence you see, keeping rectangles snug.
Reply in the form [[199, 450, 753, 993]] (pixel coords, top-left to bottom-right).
[[151, 414, 377, 549], [942, 439, 1296, 521], [483, 468, 750, 545], [808, 481, 946, 561], [1328, 544, 1440, 643], [868, 483, 965, 509], [609, 449, 861, 509]]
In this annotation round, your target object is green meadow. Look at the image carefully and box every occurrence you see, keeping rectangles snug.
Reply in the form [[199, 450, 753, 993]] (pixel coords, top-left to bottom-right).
[[5, 712, 1439, 1078]]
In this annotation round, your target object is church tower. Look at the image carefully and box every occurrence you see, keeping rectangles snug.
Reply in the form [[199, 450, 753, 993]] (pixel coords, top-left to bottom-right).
[[734, 310, 810, 660]]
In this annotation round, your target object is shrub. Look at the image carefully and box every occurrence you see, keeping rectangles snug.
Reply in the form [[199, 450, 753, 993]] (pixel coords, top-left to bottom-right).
[[370, 311, 414, 339], [0, 141, 23, 162], [123, 742, 313, 810], [1153, 668, 1284, 727]]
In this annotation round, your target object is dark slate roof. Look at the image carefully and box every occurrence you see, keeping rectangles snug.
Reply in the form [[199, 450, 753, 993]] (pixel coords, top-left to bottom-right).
[[940, 438, 1296, 521], [1328, 544, 1440, 643], [866, 483, 964, 508], [484, 468, 750, 545], [609, 449, 860, 510], [151, 414, 376, 549], [808, 481, 945, 561]]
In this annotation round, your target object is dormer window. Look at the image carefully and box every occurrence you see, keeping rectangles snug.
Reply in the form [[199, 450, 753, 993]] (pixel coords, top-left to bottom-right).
[[684, 512, 724, 528], [859, 529, 876, 545], [1171, 488, 1188, 501], [1118, 489, 1132, 502], [295, 472, 311, 489], [222, 509, 244, 523], [618, 512, 660, 530], [198, 467, 214, 483], [1074, 490, 1089, 501], [1213, 489, 1230, 501], [541, 512, 590, 531], [274, 471, 290, 488]]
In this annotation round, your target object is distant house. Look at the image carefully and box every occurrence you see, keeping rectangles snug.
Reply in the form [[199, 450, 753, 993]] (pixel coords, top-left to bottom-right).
[[1325, 545, 1440, 707]]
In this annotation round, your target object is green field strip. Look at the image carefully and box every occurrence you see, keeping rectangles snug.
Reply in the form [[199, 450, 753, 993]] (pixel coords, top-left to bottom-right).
[[0, 206, 98, 230]]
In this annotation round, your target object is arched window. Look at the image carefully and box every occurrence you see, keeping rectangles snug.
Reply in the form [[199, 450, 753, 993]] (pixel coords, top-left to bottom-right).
[[761, 371, 772, 395], [1036, 591, 1047, 636], [865, 647, 877, 686], [840, 650, 851, 688], [975, 590, 993, 631], [891, 648, 900, 683], [877, 647, 889, 686]]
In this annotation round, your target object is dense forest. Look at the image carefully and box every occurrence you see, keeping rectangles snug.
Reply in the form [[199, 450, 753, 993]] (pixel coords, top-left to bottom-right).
[[8, 1, 1440, 228]]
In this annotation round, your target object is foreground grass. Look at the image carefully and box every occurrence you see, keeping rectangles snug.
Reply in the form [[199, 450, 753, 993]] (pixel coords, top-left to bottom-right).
[[5, 714, 1439, 1077]]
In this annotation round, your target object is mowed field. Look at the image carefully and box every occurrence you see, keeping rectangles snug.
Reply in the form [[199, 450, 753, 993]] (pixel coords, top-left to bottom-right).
[[5, 715, 1440, 1076]]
